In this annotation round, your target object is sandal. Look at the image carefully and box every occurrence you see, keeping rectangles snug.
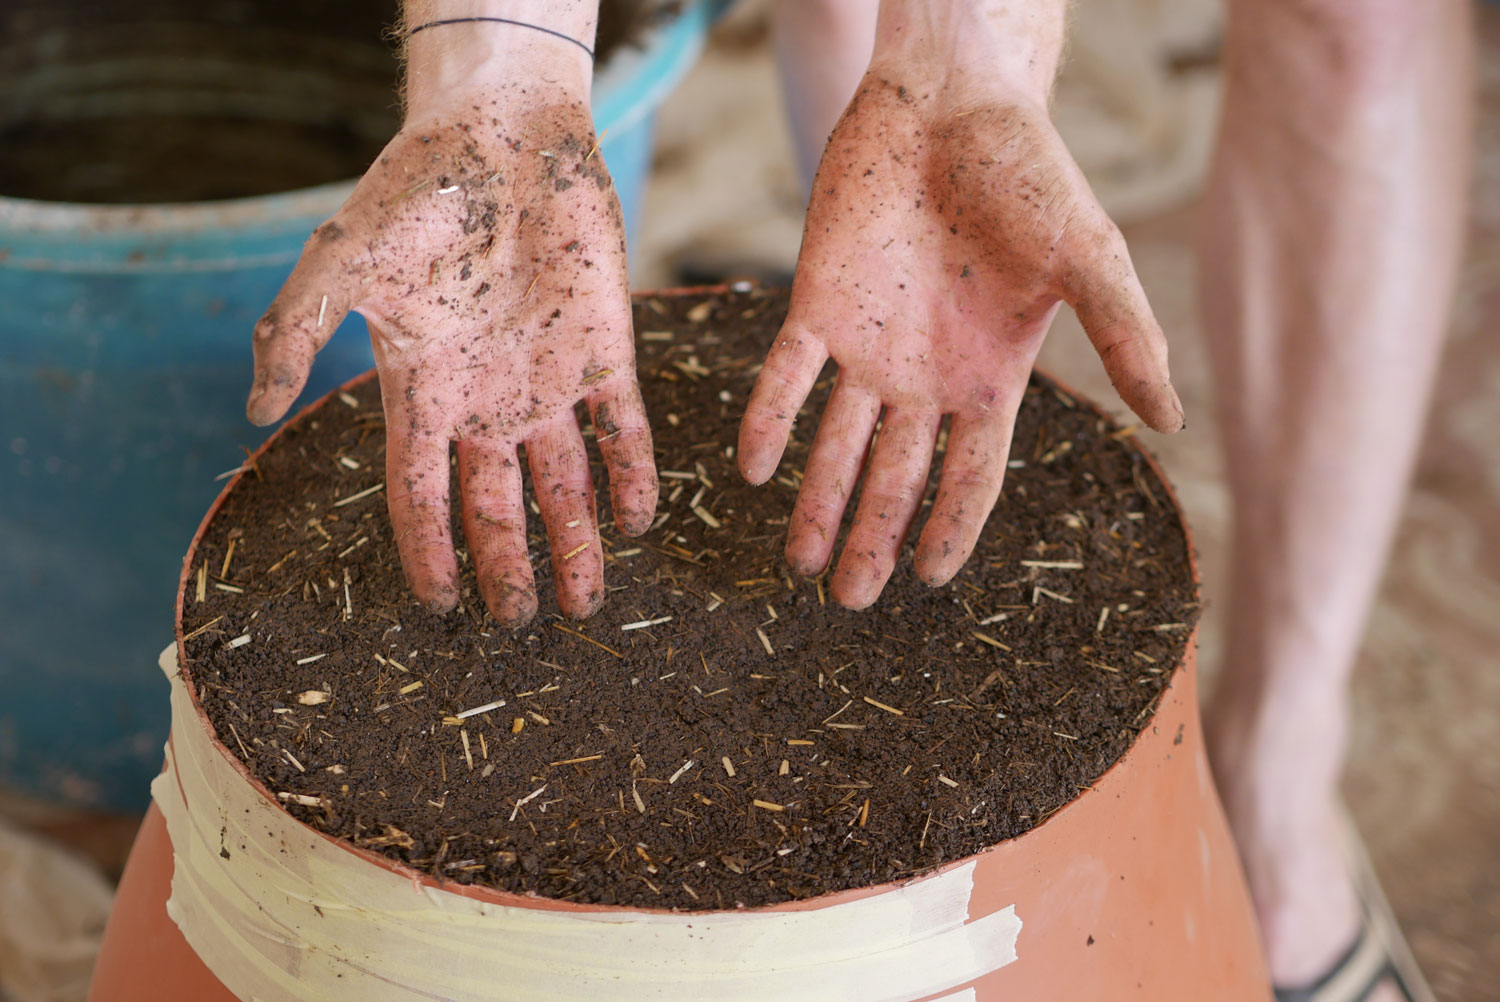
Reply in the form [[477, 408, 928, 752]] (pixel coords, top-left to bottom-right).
[[1272, 811, 1436, 1002]]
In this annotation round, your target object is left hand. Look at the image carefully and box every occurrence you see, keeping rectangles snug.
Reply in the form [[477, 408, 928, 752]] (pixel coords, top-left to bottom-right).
[[248, 91, 655, 626], [738, 70, 1183, 609]]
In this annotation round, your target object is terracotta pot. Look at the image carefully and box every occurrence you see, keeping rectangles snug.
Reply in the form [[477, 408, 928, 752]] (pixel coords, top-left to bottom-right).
[[89, 291, 1270, 1002]]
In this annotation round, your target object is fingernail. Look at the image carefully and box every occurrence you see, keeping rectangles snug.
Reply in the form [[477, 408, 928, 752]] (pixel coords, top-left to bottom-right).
[[246, 388, 269, 425], [421, 584, 460, 616]]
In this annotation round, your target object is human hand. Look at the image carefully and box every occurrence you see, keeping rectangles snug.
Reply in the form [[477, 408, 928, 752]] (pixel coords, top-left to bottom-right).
[[247, 36, 654, 627], [739, 66, 1182, 610]]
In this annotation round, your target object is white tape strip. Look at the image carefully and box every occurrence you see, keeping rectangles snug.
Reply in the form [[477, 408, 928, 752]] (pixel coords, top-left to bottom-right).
[[153, 646, 1020, 1001]]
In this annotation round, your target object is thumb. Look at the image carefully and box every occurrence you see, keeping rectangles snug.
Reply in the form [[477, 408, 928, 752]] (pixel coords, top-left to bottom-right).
[[247, 219, 366, 426], [1061, 222, 1184, 434]]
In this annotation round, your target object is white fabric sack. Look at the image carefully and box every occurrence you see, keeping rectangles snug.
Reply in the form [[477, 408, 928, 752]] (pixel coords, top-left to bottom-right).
[[0, 819, 113, 1002]]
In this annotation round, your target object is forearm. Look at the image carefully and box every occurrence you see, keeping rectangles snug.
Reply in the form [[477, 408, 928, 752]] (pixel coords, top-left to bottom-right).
[[401, 0, 599, 118], [869, 0, 1066, 102]]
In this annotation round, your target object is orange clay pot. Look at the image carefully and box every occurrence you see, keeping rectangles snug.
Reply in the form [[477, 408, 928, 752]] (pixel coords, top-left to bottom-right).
[[89, 291, 1270, 1002]]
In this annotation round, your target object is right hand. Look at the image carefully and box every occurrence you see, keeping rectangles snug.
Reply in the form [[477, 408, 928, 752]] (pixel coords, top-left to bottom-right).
[[246, 50, 655, 628], [739, 64, 1181, 610]]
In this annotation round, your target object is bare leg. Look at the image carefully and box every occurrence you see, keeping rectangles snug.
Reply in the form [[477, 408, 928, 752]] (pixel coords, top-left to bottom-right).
[[769, 0, 879, 193], [1199, 0, 1471, 991]]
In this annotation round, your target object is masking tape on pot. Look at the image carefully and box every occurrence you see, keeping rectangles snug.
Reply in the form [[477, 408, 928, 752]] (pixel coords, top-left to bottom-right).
[[153, 646, 1021, 1002]]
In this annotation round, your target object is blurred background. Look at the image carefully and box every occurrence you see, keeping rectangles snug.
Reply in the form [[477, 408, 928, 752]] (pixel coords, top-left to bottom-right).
[[1, 1, 1495, 999]]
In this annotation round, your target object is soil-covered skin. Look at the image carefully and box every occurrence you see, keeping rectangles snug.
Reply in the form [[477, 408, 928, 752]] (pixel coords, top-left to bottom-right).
[[0, 0, 671, 203], [181, 286, 1199, 911]]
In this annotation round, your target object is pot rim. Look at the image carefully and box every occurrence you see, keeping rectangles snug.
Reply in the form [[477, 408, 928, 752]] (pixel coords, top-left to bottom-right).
[[0, 0, 717, 234], [172, 283, 1203, 918]]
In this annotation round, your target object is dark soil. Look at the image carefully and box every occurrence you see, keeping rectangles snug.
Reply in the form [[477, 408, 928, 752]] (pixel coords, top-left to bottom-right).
[[181, 286, 1199, 911], [0, 0, 671, 203]]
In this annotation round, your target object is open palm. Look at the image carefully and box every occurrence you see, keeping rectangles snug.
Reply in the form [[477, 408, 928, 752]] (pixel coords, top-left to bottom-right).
[[248, 99, 656, 626], [740, 74, 1182, 608]]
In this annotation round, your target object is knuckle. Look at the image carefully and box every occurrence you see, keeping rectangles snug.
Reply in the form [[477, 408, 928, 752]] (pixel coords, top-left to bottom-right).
[[1094, 215, 1128, 249], [311, 218, 348, 244], [794, 493, 848, 525], [489, 565, 536, 593], [252, 313, 283, 345], [848, 523, 902, 557], [486, 545, 532, 569], [943, 465, 995, 493], [603, 452, 646, 473], [544, 476, 597, 507], [930, 501, 987, 540], [397, 525, 451, 553], [468, 505, 525, 534], [1065, 213, 1130, 278], [1091, 326, 1139, 365], [389, 495, 449, 532], [811, 443, 868, 480], [599, 427, 650, 452], [861, 478, 923, 510], [612, 477, 658, 503]]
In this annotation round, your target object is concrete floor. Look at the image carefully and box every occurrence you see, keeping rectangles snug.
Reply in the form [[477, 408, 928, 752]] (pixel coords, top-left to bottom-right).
[[634, 6, 1500, 1000]]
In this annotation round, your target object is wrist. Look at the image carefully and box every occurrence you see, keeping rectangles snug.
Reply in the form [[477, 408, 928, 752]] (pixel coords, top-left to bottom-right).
[[869, 0, 1064, 106], [402, 2, 596, 119]]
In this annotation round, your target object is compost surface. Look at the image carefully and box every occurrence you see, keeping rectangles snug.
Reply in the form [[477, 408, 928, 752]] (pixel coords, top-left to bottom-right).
[[181, 286, 1199, 910]]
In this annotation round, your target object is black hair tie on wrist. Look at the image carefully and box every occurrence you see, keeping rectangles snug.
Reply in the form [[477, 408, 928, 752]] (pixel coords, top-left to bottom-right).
[[407, 17, 595, 61]]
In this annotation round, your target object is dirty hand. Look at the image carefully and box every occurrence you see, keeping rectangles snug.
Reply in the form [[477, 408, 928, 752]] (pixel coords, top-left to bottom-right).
[[247, 14, 655, 627], [739, 1, 1182, 610]]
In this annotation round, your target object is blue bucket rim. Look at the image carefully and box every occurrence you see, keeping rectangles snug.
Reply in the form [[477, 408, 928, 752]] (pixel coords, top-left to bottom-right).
[[0, 0, 717, 239]]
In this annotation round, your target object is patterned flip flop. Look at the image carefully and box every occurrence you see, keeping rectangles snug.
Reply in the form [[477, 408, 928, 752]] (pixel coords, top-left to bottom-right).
[[1272, 811, 1436, 1002]]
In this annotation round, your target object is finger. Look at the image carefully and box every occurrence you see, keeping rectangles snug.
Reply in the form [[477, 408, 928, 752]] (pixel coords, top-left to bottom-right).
[[457, 439, 537, 628], [914, 408, 1018, 588], [1061, 224, 1185, 434], [830, 407, 941, 610], [784, 380, 881, 577], [383, 415, 459, 615], [738, 322, 830, 485], [588, 379, 658, 537], [248, 218, 364, 426], [527, 415, 606, 620]]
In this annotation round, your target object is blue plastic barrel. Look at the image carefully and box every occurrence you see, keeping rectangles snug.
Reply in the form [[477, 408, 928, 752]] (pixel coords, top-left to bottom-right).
[[0, 2, 717, 810]]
